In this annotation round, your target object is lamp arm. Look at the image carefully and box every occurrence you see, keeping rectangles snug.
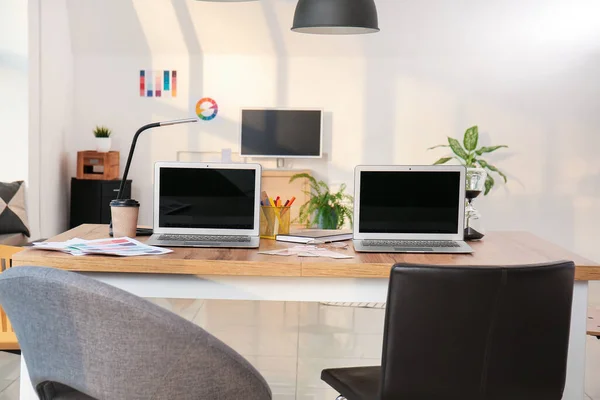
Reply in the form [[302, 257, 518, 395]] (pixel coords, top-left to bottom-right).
[[115, 118, 198, 200], [109, 117, 198, 236], [116, 122, 160, 200]]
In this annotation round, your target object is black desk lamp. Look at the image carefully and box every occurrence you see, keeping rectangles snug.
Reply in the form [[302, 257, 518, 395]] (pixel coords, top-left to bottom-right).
[[111, 117, 198, 236]]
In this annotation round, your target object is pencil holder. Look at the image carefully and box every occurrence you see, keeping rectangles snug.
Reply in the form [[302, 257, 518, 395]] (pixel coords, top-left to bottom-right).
[[260, 206, 291, 239]]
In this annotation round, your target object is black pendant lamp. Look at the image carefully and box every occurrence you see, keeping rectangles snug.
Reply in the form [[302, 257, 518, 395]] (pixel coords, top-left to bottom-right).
[[292, 0, 379, 35]]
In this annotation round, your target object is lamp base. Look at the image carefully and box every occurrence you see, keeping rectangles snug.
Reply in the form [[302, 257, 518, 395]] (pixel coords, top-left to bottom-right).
[[135, 227, 154, 236], [464, 227, 484, 241]]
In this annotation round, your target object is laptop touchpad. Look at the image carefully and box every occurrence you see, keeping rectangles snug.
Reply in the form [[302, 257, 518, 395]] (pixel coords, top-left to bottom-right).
[[184, 242, 221, 246], [394, 248, 434, 252]]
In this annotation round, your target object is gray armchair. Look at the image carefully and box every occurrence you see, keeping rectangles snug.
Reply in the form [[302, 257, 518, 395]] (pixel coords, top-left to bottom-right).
[[0, 266, 272, 400]]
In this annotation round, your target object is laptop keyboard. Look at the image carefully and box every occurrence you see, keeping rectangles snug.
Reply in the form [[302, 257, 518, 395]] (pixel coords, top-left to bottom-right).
[[159, 234, 251, 243], [362, 240, 460, 248]]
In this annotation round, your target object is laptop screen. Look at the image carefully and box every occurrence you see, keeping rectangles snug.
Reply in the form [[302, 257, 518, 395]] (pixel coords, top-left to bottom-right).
[[159, 168, 256, 230], [359, 171, 461, 234]]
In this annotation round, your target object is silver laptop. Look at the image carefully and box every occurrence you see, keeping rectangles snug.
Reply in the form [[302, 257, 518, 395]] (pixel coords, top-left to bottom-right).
[[146, 162, 261, 248], [353, 165, 473, 254]]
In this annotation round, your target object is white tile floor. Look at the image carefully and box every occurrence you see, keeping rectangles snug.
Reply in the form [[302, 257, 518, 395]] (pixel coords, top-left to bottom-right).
[[1, 297, 600, 400]]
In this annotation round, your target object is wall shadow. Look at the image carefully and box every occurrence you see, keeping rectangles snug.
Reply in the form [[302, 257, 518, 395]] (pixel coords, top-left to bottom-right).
[[362, 57, 396, 164], [261, 0, 289, 105], [171, 0, 204, 151]]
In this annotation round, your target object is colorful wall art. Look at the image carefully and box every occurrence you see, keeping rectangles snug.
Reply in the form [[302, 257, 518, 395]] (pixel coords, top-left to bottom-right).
[[195, 97, 219, 121], [140, 70, 177, 97]]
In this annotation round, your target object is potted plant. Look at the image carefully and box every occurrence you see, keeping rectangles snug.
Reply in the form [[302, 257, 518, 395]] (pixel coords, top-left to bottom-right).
[[93, 126, 112, 153], [428, 125, 508, 195], [428, 125, 508, 240], [289, 173, 353, 230]]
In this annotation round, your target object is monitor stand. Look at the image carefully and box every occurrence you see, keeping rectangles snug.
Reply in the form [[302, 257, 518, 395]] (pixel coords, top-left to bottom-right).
[[276, 158, 286, 169]]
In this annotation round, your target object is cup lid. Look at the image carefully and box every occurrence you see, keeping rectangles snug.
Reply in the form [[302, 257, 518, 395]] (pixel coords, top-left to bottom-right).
[[110, 199, 140, 207]]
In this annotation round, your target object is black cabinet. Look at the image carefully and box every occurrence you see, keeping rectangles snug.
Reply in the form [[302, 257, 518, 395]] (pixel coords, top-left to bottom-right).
[[70, 178, 132, 229]]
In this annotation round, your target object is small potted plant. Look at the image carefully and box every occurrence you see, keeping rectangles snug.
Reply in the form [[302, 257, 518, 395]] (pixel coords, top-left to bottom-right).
[[93, 126, 112, 153], [289, 173, 353, 229]]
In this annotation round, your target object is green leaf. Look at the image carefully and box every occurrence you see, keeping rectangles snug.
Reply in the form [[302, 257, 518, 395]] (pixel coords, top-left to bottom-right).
[[478, 159, 508, 183], [296, 203, 309, 225], [427, 144, 449, 150], [433, 157, 452, 165], [318, 181, 330, 194], [465, 154, 476, 168], [497, 170, 508, 183], [290, 173, 322, 196], [484, 174, 495, 195], [289, 173, 316, 185], [336, 183, 347, 197], [475, 145, 508, 156], [463, 126, 478, 151], [447, 137, 468, 160]]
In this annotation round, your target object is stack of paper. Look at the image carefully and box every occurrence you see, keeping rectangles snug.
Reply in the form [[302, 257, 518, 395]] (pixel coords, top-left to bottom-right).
[[33, 237, 172, 257]]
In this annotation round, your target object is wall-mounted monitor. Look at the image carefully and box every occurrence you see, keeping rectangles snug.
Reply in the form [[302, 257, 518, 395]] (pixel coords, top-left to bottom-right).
[[240, 108, 323, 158]]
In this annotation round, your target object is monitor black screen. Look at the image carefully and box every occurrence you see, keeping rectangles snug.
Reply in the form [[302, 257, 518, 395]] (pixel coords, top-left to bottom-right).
[[359, 171, 461, 234], [159, 168, 256, 230], [241, 109, 322, 157]]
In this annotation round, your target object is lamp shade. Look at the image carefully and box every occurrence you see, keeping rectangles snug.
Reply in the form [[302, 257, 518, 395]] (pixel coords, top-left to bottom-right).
[[292, 0, 379, 34]]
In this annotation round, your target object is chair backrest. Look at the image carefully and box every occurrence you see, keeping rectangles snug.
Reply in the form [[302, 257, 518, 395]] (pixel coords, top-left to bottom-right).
[[380, 261, 575, 400], [0, 266, 272, 400], [0, 245, 23, 337]]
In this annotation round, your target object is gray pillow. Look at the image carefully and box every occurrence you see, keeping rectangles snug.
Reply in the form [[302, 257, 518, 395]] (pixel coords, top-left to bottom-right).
[[0, 181, 30, 237]]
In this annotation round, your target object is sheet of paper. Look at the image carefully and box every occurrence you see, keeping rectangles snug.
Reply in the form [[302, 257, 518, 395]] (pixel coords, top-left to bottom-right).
[[33, 237, 172, 257], [257, 249, 296, 256], [296, 252, 321, 257], [258, 245, 353, 259], [308, 249, 354, 259]]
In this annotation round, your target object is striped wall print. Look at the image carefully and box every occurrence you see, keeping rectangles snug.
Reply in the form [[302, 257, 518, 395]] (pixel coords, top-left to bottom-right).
[[140, 70, 177, 97]]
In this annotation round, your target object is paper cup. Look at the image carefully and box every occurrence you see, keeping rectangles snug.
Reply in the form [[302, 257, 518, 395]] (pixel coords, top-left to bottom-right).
[[110, 199, 140, 237]]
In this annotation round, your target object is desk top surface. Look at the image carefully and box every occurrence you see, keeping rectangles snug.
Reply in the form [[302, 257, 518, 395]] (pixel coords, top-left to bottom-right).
[[12, 224, 600, 280]]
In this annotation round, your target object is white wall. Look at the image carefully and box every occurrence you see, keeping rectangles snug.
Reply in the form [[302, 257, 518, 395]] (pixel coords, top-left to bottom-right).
[[0, 0, 28, 181], [27, 0, 73, 239], [39, 0, 600, 263]]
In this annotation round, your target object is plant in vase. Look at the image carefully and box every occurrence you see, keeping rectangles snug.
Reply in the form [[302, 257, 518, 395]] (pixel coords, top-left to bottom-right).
[[428, 125, 509, 240], [289, 173, 353, 229], [93, 126, 112, 153]]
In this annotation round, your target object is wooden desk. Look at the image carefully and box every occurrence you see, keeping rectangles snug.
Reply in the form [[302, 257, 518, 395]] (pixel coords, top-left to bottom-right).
[[12, 224, 598, 400], [13, 224, 599, 280]]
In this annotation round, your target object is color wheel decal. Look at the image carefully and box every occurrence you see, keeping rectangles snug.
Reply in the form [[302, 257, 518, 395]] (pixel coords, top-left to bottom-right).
[[196, 98, 219, 121]]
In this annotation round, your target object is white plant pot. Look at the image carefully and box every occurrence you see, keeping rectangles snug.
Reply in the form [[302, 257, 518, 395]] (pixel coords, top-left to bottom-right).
[[95, 137, 111, 153]]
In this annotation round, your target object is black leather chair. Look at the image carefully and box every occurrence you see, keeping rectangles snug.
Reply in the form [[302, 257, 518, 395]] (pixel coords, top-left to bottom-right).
[[321, 261, 575, 400]]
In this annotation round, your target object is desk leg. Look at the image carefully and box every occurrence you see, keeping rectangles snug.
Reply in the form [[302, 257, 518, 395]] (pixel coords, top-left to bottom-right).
[[19, 356, 37, 400], [563, 281, 588, 400]]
